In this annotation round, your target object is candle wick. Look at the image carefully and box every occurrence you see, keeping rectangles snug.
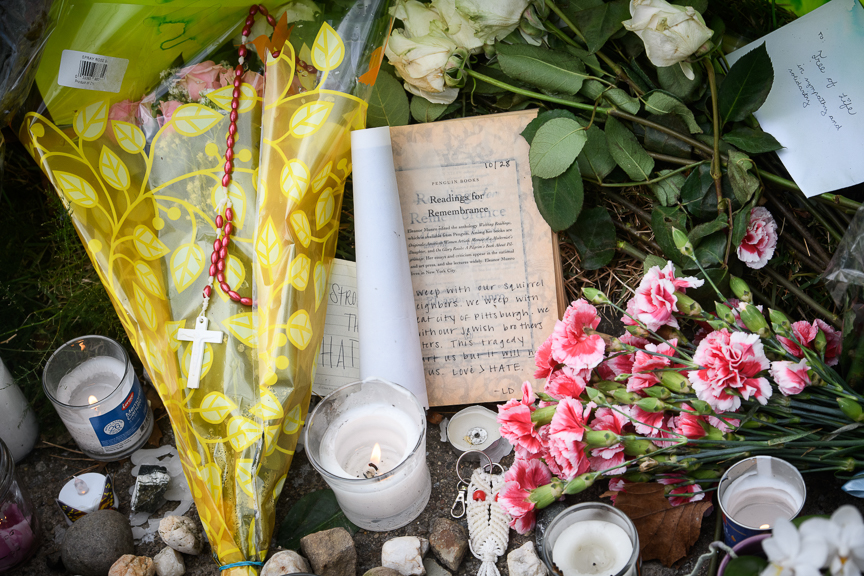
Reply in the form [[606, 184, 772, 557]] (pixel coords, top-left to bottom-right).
[[363, 462, 379, 479]]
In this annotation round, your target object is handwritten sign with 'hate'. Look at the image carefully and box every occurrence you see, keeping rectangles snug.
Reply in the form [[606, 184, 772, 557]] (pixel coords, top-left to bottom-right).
[[727, 0, 864, 196]]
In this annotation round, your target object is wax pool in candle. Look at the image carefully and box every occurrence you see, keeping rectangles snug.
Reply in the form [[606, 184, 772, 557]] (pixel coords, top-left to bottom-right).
[[552, 521, 633, 576], [55, 356, 127, 406], [721, 458, 803, 529]]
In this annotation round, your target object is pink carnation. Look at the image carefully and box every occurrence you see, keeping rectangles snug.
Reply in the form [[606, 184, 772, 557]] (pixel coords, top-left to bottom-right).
[[627, 340, 678, 393], [499, 459, 552, 534], [534, 337, 558, 379], [497, 382, 540, 455], [178, 61, 231, 100], [606, 478, 628, 504], [548, 399, 593, 480], [688, 329, 772, 412], [604, 333, 651, 378], [624, 405, 666, 437], [587, 407, 629, 476], [545, 367, 587, 400], [777, 319, 842, 366], [658, 475, 705, 507], [737, 207, 777, 270], [550, 300, 605, 371], [770, 359, 811, 396], [673, 404, 707, 440], [708, 413, 740, 433], [623, 262, 703, 332]]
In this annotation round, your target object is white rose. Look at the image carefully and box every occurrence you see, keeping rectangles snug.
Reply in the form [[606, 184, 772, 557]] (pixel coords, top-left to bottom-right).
[[433, 0, 530, 50], [392, 0, 446, 38], [623, 0, 713, 80], [385, 30, 461, 104]]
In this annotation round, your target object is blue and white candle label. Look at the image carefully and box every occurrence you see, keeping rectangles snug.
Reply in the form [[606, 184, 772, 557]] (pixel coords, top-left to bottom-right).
[[88, 376, 152, 453]]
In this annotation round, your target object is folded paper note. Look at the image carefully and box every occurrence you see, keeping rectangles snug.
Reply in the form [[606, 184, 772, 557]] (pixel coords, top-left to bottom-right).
[[727, 0, 864, 196]]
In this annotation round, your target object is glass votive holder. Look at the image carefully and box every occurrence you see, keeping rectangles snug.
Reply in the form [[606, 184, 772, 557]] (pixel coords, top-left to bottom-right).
[[718, 455, 805, 545], [43, 336, 154, 461], [0, 437, 40, 571], [305, 378, 431, 531], [540, 502, 640, 576]]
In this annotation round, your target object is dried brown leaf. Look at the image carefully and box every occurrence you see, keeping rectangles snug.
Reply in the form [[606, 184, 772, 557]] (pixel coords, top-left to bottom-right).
[[614, 482, 713, 566]]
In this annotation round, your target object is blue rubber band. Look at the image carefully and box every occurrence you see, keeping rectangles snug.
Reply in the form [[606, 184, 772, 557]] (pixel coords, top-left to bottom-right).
[[218, 561, 264, 571]]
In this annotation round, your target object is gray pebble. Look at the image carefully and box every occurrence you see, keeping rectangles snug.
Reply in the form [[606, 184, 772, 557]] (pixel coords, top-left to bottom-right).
[[62, 509, 134, 576]]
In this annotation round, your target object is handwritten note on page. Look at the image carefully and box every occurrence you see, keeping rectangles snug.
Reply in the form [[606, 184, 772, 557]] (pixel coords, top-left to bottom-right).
[[312, 259, 360, 397], [726, 0, 864, 196]]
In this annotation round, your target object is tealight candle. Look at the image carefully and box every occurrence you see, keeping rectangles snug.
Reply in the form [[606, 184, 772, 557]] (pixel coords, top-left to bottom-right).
[[56, 473, 116, 524], [718, 456, 805, 545], [306, 378, 431, 531], [43, 336, 153, 461], [540, 503, 639, 576]]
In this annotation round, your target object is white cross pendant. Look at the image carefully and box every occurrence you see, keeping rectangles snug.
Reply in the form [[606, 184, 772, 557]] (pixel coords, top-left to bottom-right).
[[177, 316, 224, 389]]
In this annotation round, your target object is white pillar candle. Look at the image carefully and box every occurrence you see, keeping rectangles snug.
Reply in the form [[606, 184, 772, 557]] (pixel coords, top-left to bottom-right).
[[0, 358, 39, 463], [720, 457, 804, 529], [552, 521, 634, 576]]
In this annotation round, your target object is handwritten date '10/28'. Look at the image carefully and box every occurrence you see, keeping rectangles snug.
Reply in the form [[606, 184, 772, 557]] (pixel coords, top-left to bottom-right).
[[484, 160, 512, 169]]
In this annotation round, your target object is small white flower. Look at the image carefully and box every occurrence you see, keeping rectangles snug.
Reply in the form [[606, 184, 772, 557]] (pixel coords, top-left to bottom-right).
[[800, 506, 864, 576], [760, 517, 828, 576]]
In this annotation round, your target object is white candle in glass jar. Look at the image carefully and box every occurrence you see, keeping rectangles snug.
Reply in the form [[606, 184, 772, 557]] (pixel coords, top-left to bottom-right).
[[0, 358, 39, 463], [552, 520, 634, 576], [721, 457, 804, 529]]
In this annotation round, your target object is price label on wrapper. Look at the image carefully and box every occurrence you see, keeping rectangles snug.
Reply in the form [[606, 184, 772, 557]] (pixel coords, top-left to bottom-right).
[[57, 50, 128, 93], [88, 376, 152, 454]]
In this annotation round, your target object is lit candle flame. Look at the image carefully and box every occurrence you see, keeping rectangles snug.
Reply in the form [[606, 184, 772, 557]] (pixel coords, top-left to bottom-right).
[[88, 395, 99, 405], [370, 443, 381, 466], [760, 524, 771, 530]]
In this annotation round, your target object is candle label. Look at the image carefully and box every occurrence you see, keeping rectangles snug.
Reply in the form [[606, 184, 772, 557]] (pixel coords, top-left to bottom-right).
[[88, 377, 151, 453]]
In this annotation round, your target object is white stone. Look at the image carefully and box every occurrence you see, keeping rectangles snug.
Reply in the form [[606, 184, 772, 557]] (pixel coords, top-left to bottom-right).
[[158, 516, 203, 555], [382, 536, 427, 576], [153, 547, 185, 576], [507, 542, 548, 576], [261, 550, 311, 576]]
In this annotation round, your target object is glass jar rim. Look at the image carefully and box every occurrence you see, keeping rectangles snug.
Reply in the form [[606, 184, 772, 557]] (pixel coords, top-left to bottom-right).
[[0, 437, 15, 501], [42, 335, 132, 409], [717, 455, 806, 530], [304, 378, 427, 485]]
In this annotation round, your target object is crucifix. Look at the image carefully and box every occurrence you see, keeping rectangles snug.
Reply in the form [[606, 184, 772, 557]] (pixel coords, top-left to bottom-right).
[[177, 316, 224, 389]]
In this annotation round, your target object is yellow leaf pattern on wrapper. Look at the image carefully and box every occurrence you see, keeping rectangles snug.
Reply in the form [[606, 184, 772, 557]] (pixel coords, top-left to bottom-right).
[[316, 188, 335, 229], [280, 159, 309, 202], [312, 161, 332, 192], [250, 387, 284, 420], [133, 284, 158, 331], [210, 181, 246, 230], [112, 121, 146, 154], [273, 474, 287, 501], [228, 417, 262, 452], [73, 100, 108, 141], [222, 313, 258, 347], [289, 254, 310, 290], [165, 320, 183, 351], [55, 171, 98, 208], [99, 147, 130, 190], [290, 211, 311, 248], [282, 405, 303, 434], [289, 102, 333, 138], [198, 392, 236, 424], [287, 310, 313, 350], [170, 243, 205, 293], [216, 256, 245, 303], [311, 23, 345, 71], [255, 218, 281, 268], [201, 463, 222, 496], [171, 104, 222, 136], [144, 337, 165, 375], [314, 261, 326, 311], [208, 83, 258, 113], [263, 425, 279, 456], [182, 342, 213, 379], [134, 262, 165, 299], [236, 459, 256, 498], [133, 226, 170, 260]]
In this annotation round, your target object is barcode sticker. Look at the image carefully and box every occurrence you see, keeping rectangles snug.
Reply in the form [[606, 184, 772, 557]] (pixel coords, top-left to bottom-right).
[[57, 50, 128, 93]]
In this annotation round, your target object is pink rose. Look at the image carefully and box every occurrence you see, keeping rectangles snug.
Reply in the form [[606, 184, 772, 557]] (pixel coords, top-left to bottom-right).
[[777, 319, 842, 366], [499, 459, 552, 534], [550, 299, 605, 371], [658, 475, 705, 507], [178, 61, 231, 100], [544, 366, 587, 400], [622, 261, 704, 332], [158, 100, 182, 127], [108, 99, 141, 125], [218, 69, 266, 97], [688, 329, 772, 412], [770, 359, 811, 396], [737, 206, 777, 270], [627, 339, 679, 393]]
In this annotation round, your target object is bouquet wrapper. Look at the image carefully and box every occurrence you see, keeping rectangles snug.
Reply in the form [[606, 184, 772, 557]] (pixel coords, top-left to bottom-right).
[[20, 2, 391, 572]]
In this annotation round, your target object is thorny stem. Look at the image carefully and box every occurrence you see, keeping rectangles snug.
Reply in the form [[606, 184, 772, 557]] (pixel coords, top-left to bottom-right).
[[704, 61, 731, 267], [585, 161, 706, 188], [464, 69, 612, 114], [819, 193, 863, 212]]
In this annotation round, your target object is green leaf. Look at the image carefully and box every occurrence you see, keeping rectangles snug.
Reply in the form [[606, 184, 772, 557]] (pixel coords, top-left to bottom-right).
[[521, 109, 579, 145], [657, 63, 705, 103], [642, 113, 693, 158], [577, 125, 617, 181], [570, 0, 631, 53], [581, 80, 641, 114], [410, 97, 448, 123], [366, 72, 409, 128], [567, 207, 616, 269], [643, 91, 702, 134], [498, 44, 589, 94], [671, 0, 708, 12], [649, 170, 686, 207], [732, 206, 752, 247], [693, 231, 727, 269], [643, 254, 669, 274], [727, 150, 760, 204], [650, 205, 687, 266], [718, 43, 774, 125], [466, 64, 510, 95], [559, 0, 604, 11], [723, 555, 769, 576], [529, 117, 588, 178], [533, 160, 584, 232], [276, 489, 359, 550], [689, 214, 728, 245], [605, 116, 654, 181], [722, 127, 783, 153], [680, 164, 717, 219], [565, 44, 605, 77]]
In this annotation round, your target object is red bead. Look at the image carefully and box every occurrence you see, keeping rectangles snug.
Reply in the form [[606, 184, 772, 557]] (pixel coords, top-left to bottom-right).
[[230, 110, 238, 123], [221, 236, 230, 248], [272, 50, 280, 58], [224, 160, 233, 173], [245, 16, 254, 26], [226, 136, 234, 149], [258, 5, 268, 16], [217, 272, 225, 283], [217, 260, 226, 272], [472, 490, 486, 502], [213, 238, 222, 252], [229, 123, 237, 136], [219, 247, 228, 260], [240, 297, 253, 306], [494, 493, 499, 502], [226, 149, 234, 162], [232, 88, 241, 98], [226, 208, 234, 221], [239, 46, 248, 57], [235, 65, 244, 76], [216, 215, 224, 228], [231, 99, 239, 110], [233, 77, 242, 87], [224, 223, 233, 236], [203, 285, 212, 298], [222, 173, 231, 187], [249, 5, 258, 14], [242, 27, 251, 36], [228, 290, 241, 302], [211, 251, 219, 264], [267, 15, 276, 26], [220, 282, 231, 293], [209, 263, 217, 277]]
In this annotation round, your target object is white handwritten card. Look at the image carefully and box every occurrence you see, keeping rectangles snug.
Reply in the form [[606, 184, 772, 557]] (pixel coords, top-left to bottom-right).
[[312, 259, 360, 397], [727, 0, 864, 196]]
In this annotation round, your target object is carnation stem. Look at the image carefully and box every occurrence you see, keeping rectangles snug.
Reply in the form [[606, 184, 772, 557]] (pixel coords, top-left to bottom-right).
[[819, 193, 862, 212], [760, 267, 841, 328], [616, 239, 647, 262]]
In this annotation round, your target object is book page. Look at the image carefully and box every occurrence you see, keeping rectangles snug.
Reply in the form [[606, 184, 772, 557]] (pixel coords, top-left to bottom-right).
[[312, 259, 360, 397], [389, 111, 561, 406], [727, 0, 864, 196]]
